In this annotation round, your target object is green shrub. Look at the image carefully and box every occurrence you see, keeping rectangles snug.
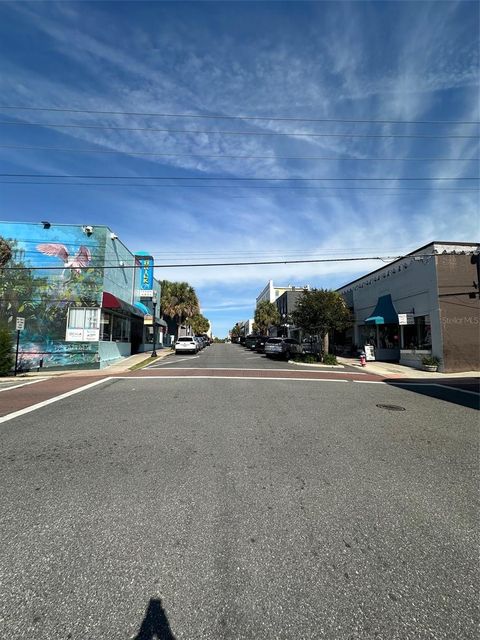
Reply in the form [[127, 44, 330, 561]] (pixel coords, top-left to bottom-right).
[[322, 353, 338, 365], [0, 325, 14, 375], [293, 354, 319, 364], [421, 355, 440, 367]]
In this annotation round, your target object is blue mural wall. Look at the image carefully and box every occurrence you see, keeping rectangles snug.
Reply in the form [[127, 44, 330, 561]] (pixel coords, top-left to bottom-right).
[[0, 222, 106, 370]]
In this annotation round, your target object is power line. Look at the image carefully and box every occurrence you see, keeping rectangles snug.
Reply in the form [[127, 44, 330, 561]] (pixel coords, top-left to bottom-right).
[[1, 105, 478, 125], [1, 180, 476, 192], [0, 253, 471, 271], [1, 120, 478, 139], [2, 144, 475, 162], [2, 173, 477, 181]]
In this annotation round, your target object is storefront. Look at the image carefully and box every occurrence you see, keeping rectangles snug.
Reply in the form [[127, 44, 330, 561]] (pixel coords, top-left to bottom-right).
[[337, 242, 480, 372]]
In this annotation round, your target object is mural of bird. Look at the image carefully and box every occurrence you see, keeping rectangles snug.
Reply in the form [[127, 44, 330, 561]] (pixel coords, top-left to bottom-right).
[[36, 243, 92, 276]]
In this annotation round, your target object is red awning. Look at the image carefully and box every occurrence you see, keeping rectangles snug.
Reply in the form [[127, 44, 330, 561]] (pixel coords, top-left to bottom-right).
[[102, 292, 145, 317]]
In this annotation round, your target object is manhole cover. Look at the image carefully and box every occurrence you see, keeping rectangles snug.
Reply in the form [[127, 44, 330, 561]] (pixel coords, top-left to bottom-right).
[[376, 404, 406, 411]]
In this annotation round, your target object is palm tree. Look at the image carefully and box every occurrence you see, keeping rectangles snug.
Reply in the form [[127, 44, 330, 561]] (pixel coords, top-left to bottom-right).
[[160, 280, 200, 340]]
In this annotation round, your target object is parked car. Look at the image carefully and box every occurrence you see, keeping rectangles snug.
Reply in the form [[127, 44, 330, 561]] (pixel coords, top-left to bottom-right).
[[175, 336, 198, 354], [195, 335, 208, 348], [264, 337, 303, 360], [200, 334, 212, 346], [254, 336, 270, 353], [239, 336, 246, 345], [194, 336, 204, 350], [245, 334, 260, 350]]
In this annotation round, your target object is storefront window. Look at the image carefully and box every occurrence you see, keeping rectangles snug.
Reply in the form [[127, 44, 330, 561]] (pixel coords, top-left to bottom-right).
[[112, 316, 131, 342], [360, 325, 377, 347], [100, 311, 112, 341], [378, 324, 400, 349], [402, 316, 432, 349]]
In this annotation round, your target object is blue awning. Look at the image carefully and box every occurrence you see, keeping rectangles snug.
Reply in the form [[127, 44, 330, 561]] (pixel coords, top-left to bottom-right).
[[365, 294, 398, 325], [134, 301, 150, 315]]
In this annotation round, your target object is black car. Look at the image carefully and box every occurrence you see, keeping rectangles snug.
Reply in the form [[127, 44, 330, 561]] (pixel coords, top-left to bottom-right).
[[245, 334, 260, 349], [239, 335, 246, 345], [254, 336, 270, 353]]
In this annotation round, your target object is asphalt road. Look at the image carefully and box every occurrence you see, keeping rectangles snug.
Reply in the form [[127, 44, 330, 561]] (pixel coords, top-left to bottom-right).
[[146, 342, 357, 371], [0, 356, 478, 639]]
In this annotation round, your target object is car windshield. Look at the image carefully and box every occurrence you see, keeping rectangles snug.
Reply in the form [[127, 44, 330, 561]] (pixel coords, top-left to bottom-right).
[[267, 338, 282, 343]]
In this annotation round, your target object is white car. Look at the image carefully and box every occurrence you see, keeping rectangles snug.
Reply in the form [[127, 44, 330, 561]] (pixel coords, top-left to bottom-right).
[[175, 337, 198, 354]]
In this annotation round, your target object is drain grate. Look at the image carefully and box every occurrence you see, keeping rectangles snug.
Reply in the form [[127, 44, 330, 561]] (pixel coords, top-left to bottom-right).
[[376, 404, 406, 411]]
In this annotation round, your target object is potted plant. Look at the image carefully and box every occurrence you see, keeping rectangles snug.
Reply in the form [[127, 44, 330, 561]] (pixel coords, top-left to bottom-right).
[[421, 355, 440, 372]]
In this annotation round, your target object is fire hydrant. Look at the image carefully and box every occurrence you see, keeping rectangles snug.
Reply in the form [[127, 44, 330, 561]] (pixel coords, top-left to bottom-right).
[[359, 353, 366, 367]]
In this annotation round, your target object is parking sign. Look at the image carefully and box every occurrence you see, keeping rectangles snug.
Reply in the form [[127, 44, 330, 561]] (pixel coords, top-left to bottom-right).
[[16, 317, 25, 331]]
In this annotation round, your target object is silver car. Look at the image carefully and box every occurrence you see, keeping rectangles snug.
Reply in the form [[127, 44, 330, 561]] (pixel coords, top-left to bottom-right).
[[264, 337, 303, 360]]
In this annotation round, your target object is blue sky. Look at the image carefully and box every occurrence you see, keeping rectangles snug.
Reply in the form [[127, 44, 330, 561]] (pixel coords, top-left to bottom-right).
[[0, 1, 478, 337]]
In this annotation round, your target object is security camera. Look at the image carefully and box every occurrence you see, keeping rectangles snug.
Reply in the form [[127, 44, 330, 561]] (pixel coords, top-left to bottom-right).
[[83, 225, 94, 236], [110, 232, 118, 240], [41, 221, 51, 229]]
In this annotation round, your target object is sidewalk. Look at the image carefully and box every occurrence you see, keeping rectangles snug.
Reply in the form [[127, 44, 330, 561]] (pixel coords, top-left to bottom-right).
[[337, 356, 480, 379], [1, 348, 174, 381]]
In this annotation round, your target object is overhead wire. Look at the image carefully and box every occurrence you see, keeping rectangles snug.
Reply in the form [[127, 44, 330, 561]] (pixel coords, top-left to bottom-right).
[[2, 173, 476, 181], [0, 181, 476, 192], [0, 252, 472, 271], [1, 144, 475, 162], [0, 105, 478, 125], [1, 120, 478, 139]]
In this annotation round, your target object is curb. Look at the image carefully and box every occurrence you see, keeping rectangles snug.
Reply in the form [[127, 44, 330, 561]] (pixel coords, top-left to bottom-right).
[[287, 360, 344, 369]]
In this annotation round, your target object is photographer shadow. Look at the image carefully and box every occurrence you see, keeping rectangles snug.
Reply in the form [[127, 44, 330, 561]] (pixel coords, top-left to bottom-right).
[[133, 598, 176, 640]]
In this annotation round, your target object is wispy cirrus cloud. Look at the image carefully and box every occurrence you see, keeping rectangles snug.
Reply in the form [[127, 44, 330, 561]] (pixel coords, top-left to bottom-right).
[[0, 0, 478, 337]]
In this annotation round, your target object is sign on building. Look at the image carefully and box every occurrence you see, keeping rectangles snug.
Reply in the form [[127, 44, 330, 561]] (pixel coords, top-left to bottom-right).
[[16, 317, 25, 331], [365, 345, 376, 361], [65, 308, 101, 342], [398, 313, 415, 325], [135, 253, 154, 298]]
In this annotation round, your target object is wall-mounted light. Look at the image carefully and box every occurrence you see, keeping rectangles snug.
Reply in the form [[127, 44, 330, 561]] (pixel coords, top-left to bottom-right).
[[110, 232, 118, 240], [83, 225, 94, 236], [41, 221, 51, 229]]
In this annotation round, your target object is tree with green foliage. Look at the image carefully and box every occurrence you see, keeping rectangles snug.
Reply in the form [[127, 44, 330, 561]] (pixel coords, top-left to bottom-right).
[[254, 300, 280, 335], [160, 280, 200, 339], [231, 322, 242, 338], [189, 313, 210, 335], [0, 325, 13, 375], [291, 289, 352, 355]]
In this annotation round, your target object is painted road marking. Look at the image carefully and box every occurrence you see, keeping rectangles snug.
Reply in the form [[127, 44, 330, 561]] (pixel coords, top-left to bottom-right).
[[0, 378, 112, 425], [145, 356, 199, 368], [138, 366, 367, 375], [0, 378, 48, 393], [392, 381, 480, 397], [114, 376, 349, 383], [356, 380, 479, 397]]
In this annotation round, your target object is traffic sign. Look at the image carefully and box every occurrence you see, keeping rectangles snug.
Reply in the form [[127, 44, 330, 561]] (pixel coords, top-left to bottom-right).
[[16, 317, 25, 331]]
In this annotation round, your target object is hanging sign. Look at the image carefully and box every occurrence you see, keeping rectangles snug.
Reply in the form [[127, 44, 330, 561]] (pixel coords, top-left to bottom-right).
[[398, 313, 414, 325], [135, 252, 154, 298]]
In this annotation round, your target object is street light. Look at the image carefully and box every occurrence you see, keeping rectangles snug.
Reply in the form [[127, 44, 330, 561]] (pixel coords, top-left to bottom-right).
[[151, 291, 158, 357]]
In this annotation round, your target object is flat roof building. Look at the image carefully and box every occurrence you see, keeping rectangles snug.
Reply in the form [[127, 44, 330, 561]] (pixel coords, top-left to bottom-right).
[[337, 241, 480, 373]]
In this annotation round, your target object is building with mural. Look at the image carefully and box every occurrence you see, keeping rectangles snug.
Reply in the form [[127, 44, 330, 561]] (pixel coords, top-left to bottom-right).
[[0, 221, 167, 370]]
